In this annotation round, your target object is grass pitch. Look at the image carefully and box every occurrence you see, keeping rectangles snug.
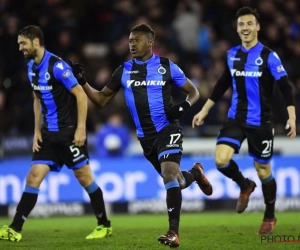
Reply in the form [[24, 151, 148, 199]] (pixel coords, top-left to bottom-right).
[[0, 212, 299, 250]]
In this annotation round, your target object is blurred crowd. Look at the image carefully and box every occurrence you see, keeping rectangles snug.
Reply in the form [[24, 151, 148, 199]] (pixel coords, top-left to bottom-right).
[[1, 0, 300, 140]]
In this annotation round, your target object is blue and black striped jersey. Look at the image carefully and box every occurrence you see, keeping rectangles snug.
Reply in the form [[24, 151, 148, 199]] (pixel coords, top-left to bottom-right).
[[107, 54, 187, 139], [224, 42, 287, 127], [27, 50, 78, 131]]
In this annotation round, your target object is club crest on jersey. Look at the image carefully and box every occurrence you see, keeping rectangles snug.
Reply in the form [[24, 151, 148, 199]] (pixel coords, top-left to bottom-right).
[[255, 57, 263, 66], [45, 72, 51, 80], [158, 65, 166, 75]]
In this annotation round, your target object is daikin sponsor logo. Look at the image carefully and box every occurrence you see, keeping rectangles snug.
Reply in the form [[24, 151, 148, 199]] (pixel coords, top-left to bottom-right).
[[126, 80, 166, 87], [231, 69, 262, 77], [31, 84, 53, 91]]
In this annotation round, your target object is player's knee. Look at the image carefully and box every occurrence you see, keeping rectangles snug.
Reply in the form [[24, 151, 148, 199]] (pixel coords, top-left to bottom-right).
[[214, 145, 234, 167], [162, 171, 175, 183], [214, 154, 231, 168], [176, 171, 185, 189], [161, 167, 179, 183], [255, 163, 271, 179], [74, 169, 93, 187], [26, 171, 43, 187], [75, 173, 89, 186], [161, 160, 180, 183], [256, 170, 270, 179], [178, 179, 185, 189]]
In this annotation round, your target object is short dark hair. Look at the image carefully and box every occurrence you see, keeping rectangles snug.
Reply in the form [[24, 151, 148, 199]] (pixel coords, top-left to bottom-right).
[[131, 23, 155, 40], [235, 6, 260, 23], [18, 25, 45, 46]]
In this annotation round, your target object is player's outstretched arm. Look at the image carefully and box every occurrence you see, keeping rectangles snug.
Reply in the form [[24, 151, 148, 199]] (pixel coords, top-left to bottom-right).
[[275, 76, 296, 140], [286, 106, 296, 140], [192, 99, 215, 128], [82, 85, 117, 108], [192, 66, 230, 129], [69, 59, 117, 108]]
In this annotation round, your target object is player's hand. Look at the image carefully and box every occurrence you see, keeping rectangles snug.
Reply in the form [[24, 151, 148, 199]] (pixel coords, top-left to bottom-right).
[[68, 59, 87, 86], [192, 109, 209, 128], [73, 127, 86, 147], [285, 118, 296, 140], [33, 130, 43, 152], [167, 100, 191, 120]]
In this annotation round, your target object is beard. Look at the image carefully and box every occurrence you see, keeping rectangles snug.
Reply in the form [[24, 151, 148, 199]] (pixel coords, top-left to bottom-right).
[[23, 48, 37, 59]]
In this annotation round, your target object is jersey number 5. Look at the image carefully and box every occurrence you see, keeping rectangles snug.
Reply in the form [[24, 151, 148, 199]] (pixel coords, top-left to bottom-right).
[[69, 145, 80, 157]]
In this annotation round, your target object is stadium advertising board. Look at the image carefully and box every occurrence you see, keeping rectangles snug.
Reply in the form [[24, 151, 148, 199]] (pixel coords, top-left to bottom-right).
[[0, 155, 299, 205]]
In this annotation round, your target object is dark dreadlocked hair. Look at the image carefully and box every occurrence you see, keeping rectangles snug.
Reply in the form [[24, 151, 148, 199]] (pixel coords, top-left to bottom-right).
[[131, 23, 155, 40]]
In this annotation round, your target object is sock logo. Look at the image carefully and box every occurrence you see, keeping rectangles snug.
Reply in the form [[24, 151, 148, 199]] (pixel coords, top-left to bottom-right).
[[96, 213, 103, 218], [168, 207, 174, 212]]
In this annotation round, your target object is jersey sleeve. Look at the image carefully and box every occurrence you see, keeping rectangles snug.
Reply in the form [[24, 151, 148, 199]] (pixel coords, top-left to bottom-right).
[[106, 65, 123, 92], [53, 61, 78, 91], [267, 51, 288, 80], [169, 60, 186, 87], [27, 60, 34, 83], [209, 53, 231, 103]]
